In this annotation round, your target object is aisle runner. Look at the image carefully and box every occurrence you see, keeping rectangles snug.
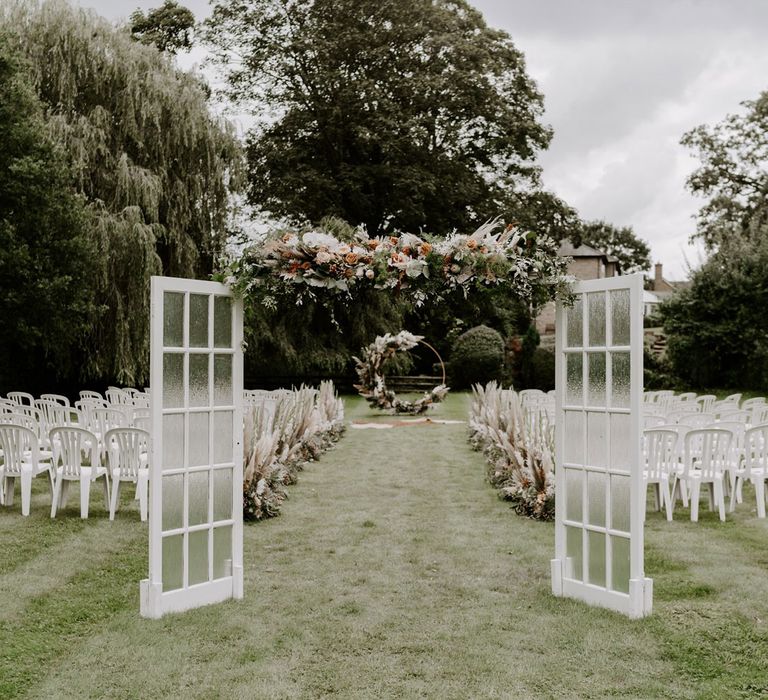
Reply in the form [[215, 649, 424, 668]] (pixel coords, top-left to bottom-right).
[[351, 417, 466, 429]]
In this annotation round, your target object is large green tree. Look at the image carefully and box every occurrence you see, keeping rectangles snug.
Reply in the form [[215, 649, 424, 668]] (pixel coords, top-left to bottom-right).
[[130, 0, 195, 54], [203, 0, 551, 236], [682, 91, 768, 249], [0, 34, 96, 391], [574, 219, 651, 274], [2, 0, 243, 385], [661, 231, 768, 389]]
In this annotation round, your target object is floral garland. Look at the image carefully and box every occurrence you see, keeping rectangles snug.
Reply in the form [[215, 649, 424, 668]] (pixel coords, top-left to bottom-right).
[[353, 331, 449, 415], [224, 219, 572, 309]]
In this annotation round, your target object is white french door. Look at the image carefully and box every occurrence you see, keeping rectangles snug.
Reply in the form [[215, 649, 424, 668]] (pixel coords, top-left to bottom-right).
[[551, 273, 652, 618], [141, 276, 244, 618]]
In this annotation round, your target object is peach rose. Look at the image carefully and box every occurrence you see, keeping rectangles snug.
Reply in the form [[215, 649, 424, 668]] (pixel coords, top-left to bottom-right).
[[466, 239, 478, 250], [419, 243, 432, 255], [345, 252, 359, 265], [301, 262, 311, 270], [367, 240, 379, 250]]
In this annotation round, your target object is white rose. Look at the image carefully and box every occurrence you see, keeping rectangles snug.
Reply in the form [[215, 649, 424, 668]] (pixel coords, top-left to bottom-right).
[[316, 251, 332, 264], [365, 268, 375, 279]]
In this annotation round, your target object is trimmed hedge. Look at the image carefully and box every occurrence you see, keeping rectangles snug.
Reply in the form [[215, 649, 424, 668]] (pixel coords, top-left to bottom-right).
[[450, 325, 504, 388]]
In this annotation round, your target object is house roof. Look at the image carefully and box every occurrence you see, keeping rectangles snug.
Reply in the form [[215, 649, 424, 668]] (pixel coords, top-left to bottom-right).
[[557, 241, 606, 258]]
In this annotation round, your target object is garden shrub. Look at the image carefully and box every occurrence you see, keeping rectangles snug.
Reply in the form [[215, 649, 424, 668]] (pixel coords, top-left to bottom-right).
[[530, 348, 555, 391], [450, 325, 504, 388]]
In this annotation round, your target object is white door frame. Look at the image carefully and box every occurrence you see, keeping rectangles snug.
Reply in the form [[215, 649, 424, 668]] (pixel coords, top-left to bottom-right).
[[551, 273, 652, 618], [141, 276, 244, 618]]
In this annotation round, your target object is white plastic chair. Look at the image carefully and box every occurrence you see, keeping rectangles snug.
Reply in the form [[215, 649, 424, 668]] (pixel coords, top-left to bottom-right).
[[643, 428, 678, 521], [106, 388, 132, 407], [749, 404, 768, 426], [0, 424, 54, 516], [742, 396, 766, 410], [40, 393, 70, 407], [644, 414, 666, 429], [677, 392, 697, 403], [717, 409, 750, 425], [105, 428, 149, 521], [674, 428, 732, 522], [731, 423, 768, 518], [696, 395, 717, 413], [677, 412, 716, 429], [6, 391, 34, 407], [49, 426, 109, 519], [79, 390, 103, 402]]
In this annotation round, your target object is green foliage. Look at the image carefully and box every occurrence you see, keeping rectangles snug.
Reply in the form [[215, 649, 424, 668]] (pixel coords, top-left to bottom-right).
[[203, 0, 550, 235], [661, 234, 768, 390], [450, 325, 504, 388], [502, 190, 580, 242], [574, 219, 651, 273], [0, 34, 96, 390], [682, 90, 768, 249], [2, 0, 243, 385], [130, 0, 195, 54]]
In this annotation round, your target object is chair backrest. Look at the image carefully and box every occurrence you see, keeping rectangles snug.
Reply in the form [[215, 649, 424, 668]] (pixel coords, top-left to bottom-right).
[[6, 391, 34, 406], [715, 420, 746, 452], [677, 392, 697, 402], [683, 428, 732, 479], [0, 424, 40, 474], [677, 412, 716, 429], [743, 423, 768, 479], [749, 404, 768, 426], [696, 395, 717, 413], [91, 407, 129, 436], [0, 411, 40, 435], [49, 426, 99, 478], [105, 427, 149, 479], [717, 409, 749, 425], [0, 399, 16, 413], [75, 398, 107, 431], [106, 388, 132, 406], [35, 399, 77, 433], [742, 397, 766, 410], [666, 409, 699, 424], [40, 393, 70, 407], [723, 393, 743, 404], [643, 414, 666, 429], [79, 390, 103, 402], [643, 390, 660, 404], [134, 415, 151, 432], [643, 428, 679, 480], [132, 392, 150, 409]]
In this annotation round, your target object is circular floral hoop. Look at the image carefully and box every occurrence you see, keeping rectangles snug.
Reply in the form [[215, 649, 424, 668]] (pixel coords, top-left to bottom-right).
[[353, 331, 450, 415]]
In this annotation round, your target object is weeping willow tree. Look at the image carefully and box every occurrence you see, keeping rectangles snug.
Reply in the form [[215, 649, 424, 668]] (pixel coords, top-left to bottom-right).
[[1, 0, 243, 385]]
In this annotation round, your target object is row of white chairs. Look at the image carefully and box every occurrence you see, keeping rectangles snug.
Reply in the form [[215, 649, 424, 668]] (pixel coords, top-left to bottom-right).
[[644, 422, 768, 522], [645, 391, 768, 423], [0, 422, 149, 520]]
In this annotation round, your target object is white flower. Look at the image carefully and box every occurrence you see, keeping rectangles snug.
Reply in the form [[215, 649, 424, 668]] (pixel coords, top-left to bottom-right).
[[365, 268, 375, 279], [450, 264, 461, 274], [302, 231, 339, 249], [316, 250, 333, 264]]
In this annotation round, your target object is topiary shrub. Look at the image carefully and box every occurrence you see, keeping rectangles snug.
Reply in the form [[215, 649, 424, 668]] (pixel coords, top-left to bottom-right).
[[450, 325, 504, 388], [531, 347, 555, 391]]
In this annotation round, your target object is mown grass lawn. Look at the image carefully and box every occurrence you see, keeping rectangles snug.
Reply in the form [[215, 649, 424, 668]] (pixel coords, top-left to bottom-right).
[[1, 393, 768, 699]]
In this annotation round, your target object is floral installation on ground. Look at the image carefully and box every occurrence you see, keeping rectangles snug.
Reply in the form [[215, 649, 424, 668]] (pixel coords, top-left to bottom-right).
[[242, 381, 346, 521], [469, 381, 555, 521], [353, 331, 449, 415], [223, 219, 572, 310]]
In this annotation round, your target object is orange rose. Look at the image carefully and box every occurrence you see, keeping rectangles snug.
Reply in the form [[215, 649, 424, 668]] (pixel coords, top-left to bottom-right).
[[402, 246, 411, 256], [301, 262, 311, 270], [345, 252, 359, 265], [344, 268, 355, 278], [288, 262, 300, 273], [281, 251, 294, 259], [419, 243, 432, 255], [389, 236, 399, 245], [466, 239, 478, 250], [367, 240, 379, 250]]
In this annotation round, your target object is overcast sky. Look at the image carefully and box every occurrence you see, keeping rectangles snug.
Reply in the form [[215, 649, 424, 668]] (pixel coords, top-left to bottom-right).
[[80, 0, 768, 279]]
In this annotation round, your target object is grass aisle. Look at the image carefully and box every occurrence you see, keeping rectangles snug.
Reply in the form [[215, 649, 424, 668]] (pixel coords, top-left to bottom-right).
[[2, 393, 768, 698]]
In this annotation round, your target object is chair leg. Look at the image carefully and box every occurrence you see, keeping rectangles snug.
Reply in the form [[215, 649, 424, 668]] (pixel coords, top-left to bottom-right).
[[690, 482, 701, 522], [102, 476, 110, 511], [663, 481, 673, 521], [20, 471, 32, 516], [730, 476, 740, 513], [714, 480, 725, 521], [50, 477, 62, 518], [110, 479, 120, 520], [60, 480, 70, 509], [4, 476, 15, 507], [755, 479, 766, 519], [707, 483, 715, 511], [80, 478, 91, 519], [652, 483, 660, 511]]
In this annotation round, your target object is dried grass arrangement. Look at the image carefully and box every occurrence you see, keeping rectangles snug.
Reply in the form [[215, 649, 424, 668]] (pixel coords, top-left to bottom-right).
[[242, 381, 345, 521], [469, 381, 555, 521]]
